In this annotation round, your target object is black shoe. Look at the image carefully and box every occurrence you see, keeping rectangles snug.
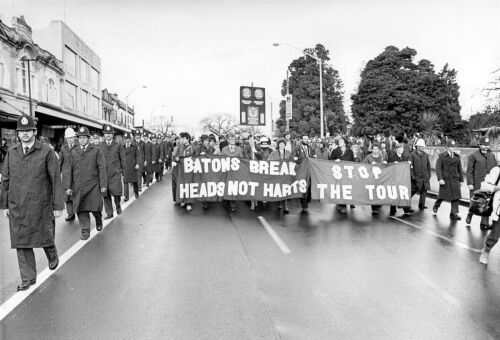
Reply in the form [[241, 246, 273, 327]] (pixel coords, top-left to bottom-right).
[[283, 209, 289, 214], [338, 207, 347, 214], [202, 203, 209, 209], [135, 193, 139, 199], [124, 198, 129, 202], [116, 207, 122, 215], [65, 214, 75, 221], [104, 214, 113, 220], [49, 254, 59, 270], [372, 210, 379, 215], [81, 234, 90, 240], [480, 224, 494, 230], [407, 208, 415, 213], [432, 206, 438, 213], [350, 205, 355, 209], [419, 206, 428, 210], [96, 223, 103, 231], [17, 279, 36, 291], [389, 209, 396, 216], [465, 215, 472, 225], [450, 214, 461, 220]]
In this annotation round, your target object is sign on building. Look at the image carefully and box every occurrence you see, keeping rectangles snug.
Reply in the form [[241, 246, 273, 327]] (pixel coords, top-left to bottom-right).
[[240, 86, 266, 126], [285, 94, 293, 120]]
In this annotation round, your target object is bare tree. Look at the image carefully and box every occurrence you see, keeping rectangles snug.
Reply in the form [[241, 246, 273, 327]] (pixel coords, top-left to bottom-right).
[[235, 125, 263, 136], [147, 114, 174, 135], [199, 113, 236, 138]]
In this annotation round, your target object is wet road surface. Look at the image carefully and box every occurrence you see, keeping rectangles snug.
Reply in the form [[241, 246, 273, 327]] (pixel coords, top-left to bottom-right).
[[1, 173, 500, 339]]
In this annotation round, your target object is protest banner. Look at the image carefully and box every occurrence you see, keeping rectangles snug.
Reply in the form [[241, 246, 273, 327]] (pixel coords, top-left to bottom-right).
[[176, 156, 308, 202], [307, 159, 411, 206]]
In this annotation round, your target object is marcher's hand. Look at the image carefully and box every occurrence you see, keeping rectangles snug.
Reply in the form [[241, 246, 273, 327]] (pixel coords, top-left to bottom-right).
[[200, 152, 206, 155], [394, 161, 399, 164], [66, 189, 72, 195], [54, 210, 63, 218], [293, 157, 298, 161], [439, 179, 445, 185], [159, 159, 162, 163], [2, 209, 9, 217], [335, 159, 340, 162], [144, 161, 147, 166], [468, 185, 474, 190], [371, 161, 376, 165], [152, 161, 156, 164], [135, 164, 140, 170], [101, 188, 107, 193]]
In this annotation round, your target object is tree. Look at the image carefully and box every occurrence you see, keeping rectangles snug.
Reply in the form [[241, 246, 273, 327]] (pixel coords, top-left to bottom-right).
[[351, 46, 464, 141], [235, 125, 262, 136], [275, 44, 345, 138], [147, 114, 174, 135], [421, 112, 441, 146], [199, 113, 236, 138]]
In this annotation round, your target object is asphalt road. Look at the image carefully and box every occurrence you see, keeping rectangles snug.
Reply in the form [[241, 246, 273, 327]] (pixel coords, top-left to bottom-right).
[[1, 173, 500, 339]]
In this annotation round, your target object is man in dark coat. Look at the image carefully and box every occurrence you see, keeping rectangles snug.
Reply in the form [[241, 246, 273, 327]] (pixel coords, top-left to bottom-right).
[[133, 130, 146, 190], [172, 132, 197, 211], [0, 115, 63, 291], [221, 133, 243, 213], [163, 135, 174, 172], [408, 139, 431, 211], [151, 134, 165, 182], [64, 126, 107, 240], [294, 135, 316, 213], [122, 132, 141, 201], [388, 142, 412, 216], [433, 141, 464, 220], [145, 134, 154, 186], [330, 137, 355, 214], [59, 127, 78, 221], [466, 136, 497, 229], [100, 124, 126, 219]]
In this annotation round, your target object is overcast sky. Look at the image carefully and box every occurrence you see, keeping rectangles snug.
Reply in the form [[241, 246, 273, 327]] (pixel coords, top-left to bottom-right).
[[2, 0, 499, 135]]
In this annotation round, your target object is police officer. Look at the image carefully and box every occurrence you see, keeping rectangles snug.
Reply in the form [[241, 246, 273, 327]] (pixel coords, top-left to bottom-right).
[[0, 115, 63, 291], [100, 124, 126, 219], [133, 129, 146, 190], [151, 134, 164, 182], [59, 127, 78, 221], [122, 132, 141, 201], [145, 134, 154, 186], [466, 136, 497, 229], [64, 126, 107, 240]]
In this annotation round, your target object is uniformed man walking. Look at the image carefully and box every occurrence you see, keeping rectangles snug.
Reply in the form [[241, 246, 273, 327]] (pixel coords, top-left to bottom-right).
[[59, 127, 78, 221], [0, 115, 63, 291], [123, 132, 141, 201], [134, 130, 146, 190], [63, 127, 107, 240], [100, 124, 126, 219]]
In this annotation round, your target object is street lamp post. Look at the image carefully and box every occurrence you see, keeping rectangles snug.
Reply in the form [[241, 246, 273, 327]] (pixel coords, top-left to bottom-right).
[[125, 85, 147, 128], [273, 43, 324, 138], [21, 57, 37, 118]]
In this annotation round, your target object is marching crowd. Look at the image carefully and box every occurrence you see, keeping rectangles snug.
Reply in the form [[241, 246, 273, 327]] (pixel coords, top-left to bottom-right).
[[1, 114, 500, 292]]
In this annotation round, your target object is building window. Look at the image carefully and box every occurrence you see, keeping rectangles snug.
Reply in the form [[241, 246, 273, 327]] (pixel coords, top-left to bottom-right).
[[81, 90, 89, 114], [63, 46, 76, 76], [91, 68, 99, 90], [45, 78, 57, 105], [16, 63, 27, 94], [80, 58, 89, 83], [65, 81, 77, 110], [91, 96, 99, 118]]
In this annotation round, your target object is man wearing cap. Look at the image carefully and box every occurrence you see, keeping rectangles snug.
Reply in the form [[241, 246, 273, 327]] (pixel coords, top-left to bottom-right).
[[122, 132, 141, 201], [59, 127, 79, 221], [64, 126, 107, 240], [0, 115, 63, 291], [151, 134, 165, 182], [100, 124, 126, 219], [433, 140, 464, 220], [145, 134, 154, 186], [466, 137, 497, 229], [173, 132, 197, 211], [408, 138, 431, 211], [91, 132, 101, 146], [133, 130, 146, 190]]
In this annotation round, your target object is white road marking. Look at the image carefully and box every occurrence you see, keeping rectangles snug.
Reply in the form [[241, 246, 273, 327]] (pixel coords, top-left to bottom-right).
[[0, 171, 167, 321], [257, 216, 291, 255], [390, 216, 482, 253]]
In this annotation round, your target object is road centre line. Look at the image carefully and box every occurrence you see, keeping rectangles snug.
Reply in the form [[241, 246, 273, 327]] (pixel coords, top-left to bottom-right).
[[0, 172, 165, 322], [390, 216, 482, 253], [257, 216, 291, 255]]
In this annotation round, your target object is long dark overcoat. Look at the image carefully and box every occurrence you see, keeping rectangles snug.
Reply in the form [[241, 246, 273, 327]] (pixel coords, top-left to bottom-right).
[[144, 142, 153, 173], [136, 140, 146, 172], [64, 144, 107, 212], [100, 141, 126, 196], [436, 152, 463, 201], [123, 143, 141, 183], [151, 143, 164, 173], [0, 141, 63, 248], [59, 142, 78, 202], [409, 150, 431, 191], [466, 150, 497, 190]]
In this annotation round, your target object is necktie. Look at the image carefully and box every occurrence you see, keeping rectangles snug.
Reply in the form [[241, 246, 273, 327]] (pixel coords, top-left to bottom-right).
[[24, 146, 29, 155], [304, 146, 308, 157]]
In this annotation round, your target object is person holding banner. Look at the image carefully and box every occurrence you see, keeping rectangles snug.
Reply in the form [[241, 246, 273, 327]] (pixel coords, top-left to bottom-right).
[[198, 135, 218, 209], [269, 139, 292, 214], [388, 142, 412, 216], [478, 165, 500, 264], [221, 133, 243, 212], [408, 139, 431, 211], [258, 137, 273, 160], [364, 143, 387, 215], [243, 135, 259, 210], [173, 132, 197, 211], [433, 140, 463, 220], [331, 137, 355, 214], [294, 135, 315, 213]]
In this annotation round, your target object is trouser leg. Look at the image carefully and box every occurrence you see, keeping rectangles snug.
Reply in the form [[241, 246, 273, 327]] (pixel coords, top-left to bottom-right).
[[418, 187, 427, 207], [132, 182, 139, 196], [484, 220, 500, 251], [103, 195, 114, 216], [114, 195, 121, 210], [451, 200, 459, 214], [124, 182, 130, 200], [66, 200, 74, 215], [434, 198, 443, 208], [77, 212, 91, 236], [480, 215, 490, 226], [43, 245, 57, 263], [172, 166, 178, 201], [142, 172, 147, 186], [92, 211, 103, 228], [16, 248, 37, 281]]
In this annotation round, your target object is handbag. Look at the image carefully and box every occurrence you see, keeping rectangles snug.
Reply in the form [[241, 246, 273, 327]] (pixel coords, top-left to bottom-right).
[[469, 168, 500, 217]]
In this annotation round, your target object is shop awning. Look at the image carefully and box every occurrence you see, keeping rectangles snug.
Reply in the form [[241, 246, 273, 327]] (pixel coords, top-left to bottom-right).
[[36, 104, 102, 129]]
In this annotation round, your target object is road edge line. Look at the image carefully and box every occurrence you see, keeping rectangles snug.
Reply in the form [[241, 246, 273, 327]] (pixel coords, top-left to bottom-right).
[[257, 216, 291, 255]]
